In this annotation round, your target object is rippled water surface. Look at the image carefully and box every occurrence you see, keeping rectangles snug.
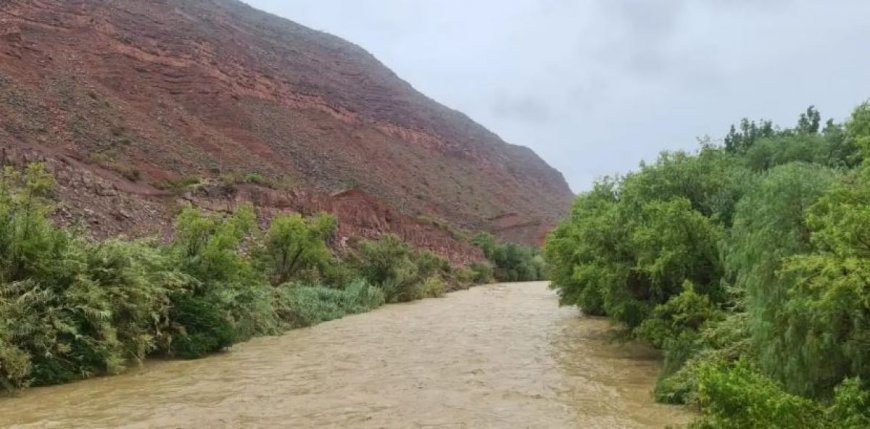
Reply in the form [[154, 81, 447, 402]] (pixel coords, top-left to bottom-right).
[[0, 282, 691, 428]]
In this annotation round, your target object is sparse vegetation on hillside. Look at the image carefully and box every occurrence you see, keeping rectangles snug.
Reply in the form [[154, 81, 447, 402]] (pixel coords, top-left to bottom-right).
[[545, 103, 870, 428]]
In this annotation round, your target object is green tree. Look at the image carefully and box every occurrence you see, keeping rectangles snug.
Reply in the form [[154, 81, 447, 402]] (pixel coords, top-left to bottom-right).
[[166, 204, 273, 358], [262, 213, 336, 285]]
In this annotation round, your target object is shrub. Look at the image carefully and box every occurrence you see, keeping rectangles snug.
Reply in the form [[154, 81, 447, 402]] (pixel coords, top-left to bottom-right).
[[244, 172, 268, 186], [826, 378, 870, 429], [415, 250, 450, 280], [454, 267, 476, 289], [473, 232, 545, 282], [420, 276, 446, 298], [166, 293, 236, 359], [260, 213, 337, 285], [691, 361, 822, 429], [469, 262, 494, 284], [0, 335, 30, 391], [692, 363, 870, 429], [357, 234, 421, 302], [272, 280, 385, 329]]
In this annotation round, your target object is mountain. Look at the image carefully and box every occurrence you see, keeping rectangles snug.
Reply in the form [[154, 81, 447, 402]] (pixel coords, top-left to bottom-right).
[[0, 0, 573, 260]]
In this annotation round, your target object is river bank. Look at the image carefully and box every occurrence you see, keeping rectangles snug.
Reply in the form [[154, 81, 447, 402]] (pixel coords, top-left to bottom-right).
[[0, 282, 690, 428]]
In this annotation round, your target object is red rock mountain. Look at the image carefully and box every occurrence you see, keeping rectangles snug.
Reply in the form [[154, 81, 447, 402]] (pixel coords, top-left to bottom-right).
[[0, 0, 573, 261]]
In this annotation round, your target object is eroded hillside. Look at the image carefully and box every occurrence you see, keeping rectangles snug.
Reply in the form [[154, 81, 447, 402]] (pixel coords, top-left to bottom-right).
[[0, 0, 573, 258]]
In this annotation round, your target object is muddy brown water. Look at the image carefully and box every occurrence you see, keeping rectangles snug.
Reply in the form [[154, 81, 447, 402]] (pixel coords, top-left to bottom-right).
[[0, 282, 692, 428]]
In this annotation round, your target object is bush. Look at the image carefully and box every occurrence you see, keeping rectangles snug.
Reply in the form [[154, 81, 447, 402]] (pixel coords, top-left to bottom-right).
[[691, 361, 822, 429], [0, 335, 30, 391], [415, 250, 450, 280], [826, 378, 870, 429], [636, 282, 724, 350], [357, 234, 421, 302], [420, 276, 446, 298], [469, 262, 494, 284], [691, 363, 870, 429], [273, 280, 385, 329], [473, 232, 545, 282], [454, 267, 476, 289], [244, 172, 268, 186], [166, 293, 237, 359], [654, 311, 751, 405], [260, 213, 337, 285]]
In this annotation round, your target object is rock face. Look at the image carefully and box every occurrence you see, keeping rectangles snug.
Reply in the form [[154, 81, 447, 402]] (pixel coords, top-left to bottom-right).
[[0, 0, 574, 258]]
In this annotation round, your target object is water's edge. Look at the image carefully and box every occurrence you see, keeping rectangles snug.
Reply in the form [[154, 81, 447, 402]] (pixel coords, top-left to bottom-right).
[[0, 282, 691, 428]]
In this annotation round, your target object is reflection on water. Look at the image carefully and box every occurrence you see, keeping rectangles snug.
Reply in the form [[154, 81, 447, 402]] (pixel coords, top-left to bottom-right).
[[0, 282, 691, 428]]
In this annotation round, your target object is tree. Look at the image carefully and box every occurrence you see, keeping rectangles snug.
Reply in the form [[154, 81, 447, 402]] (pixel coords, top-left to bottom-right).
[[263, 213, 336, 285], [797, 105, 822, 134]]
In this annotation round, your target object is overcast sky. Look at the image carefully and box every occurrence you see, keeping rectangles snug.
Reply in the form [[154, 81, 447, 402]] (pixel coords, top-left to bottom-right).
[[245, 0, 870, 192]]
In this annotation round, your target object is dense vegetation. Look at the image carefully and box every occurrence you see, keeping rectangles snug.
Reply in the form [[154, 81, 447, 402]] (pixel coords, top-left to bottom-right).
[[545, 104, 870, 428], [0, 167, 488, 391], [473, 232, 546, 282]]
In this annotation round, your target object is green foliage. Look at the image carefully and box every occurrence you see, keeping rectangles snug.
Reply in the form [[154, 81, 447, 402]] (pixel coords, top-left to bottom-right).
[[724, 118, 776, 153], [165, 204, 276, 353], [77, 239, 182, 364], [354, 235, 491, 301], [453, 266, 476, 289], [272, 280, 385, 329], [724, 163, 839, 394], [545, 152, 733, 328], [742, 132, 856, 171], [0, 163, 486, 391], [244, 172, 268, 186], [826, 378, 870, 429], [166, 293, 236, 359], [691, 361, 822, 429], [0, 164, 154, 386], [419, 276, 446, 298], [630, 198, 725, 304], [723, 105, 861, 168], [544, 181, 621, 315], [546, 102, 870, 425], [415, 250, 450, 280], [654, 311, 752, 405], [769, 163, 870, 396], [0, 163, 66, 285], [472, 232, 497, 259], [846, 102, 870, 155], [472, 232, 545, 282], [468, 262, 495, 284], [620, 149, 750, 225], [261, 213, 336, 285], [637, 282, 724, 350], [691, 363, 870, 429], [356, 234, 422, 302]]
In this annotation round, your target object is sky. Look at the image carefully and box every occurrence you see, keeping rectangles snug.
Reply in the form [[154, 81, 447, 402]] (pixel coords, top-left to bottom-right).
[[245, 0, 870, 192]]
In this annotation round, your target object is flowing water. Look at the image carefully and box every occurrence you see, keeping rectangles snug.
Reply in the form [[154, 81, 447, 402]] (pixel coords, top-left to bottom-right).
[[0, 282, 692, 428]]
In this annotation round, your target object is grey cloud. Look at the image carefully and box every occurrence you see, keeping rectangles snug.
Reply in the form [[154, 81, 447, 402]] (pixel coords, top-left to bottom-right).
[[594, 0, 686, 78], [491, 94, 552, 122], [245, 0, 870, 192]]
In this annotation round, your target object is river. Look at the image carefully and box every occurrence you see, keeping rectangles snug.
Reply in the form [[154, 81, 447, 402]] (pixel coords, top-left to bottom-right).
[[0, 282, 691, 428]]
